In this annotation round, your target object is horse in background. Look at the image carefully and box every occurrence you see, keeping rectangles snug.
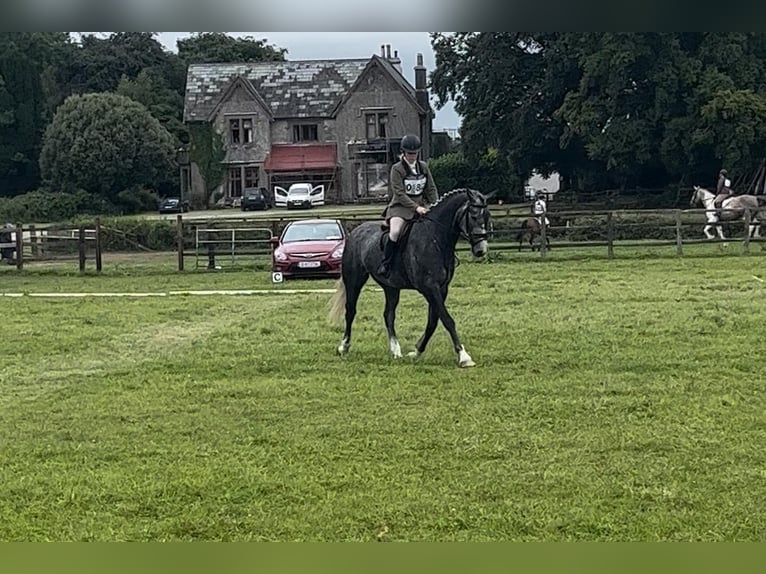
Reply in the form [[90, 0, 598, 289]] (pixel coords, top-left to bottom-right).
[[516, 217, 550, 251], [690, 186, 765, 240], [328, 188, 492, 368]]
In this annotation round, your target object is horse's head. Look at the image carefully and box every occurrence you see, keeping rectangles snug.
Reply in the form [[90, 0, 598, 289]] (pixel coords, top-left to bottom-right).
[[690, 185, 701, 207], [458, 189, 491, 258]]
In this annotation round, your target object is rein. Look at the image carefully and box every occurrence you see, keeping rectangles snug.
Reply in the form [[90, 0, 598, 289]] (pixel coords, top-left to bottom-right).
[[419, 196, 487, 247]]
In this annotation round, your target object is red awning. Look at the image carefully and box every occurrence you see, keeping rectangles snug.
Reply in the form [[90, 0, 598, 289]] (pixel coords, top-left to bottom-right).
[[264, 144, 338, 172]]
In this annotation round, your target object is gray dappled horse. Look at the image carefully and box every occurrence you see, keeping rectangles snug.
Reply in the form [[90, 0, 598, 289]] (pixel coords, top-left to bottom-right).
[[329, 188, 491, 368], [690, 186, 766, 240]]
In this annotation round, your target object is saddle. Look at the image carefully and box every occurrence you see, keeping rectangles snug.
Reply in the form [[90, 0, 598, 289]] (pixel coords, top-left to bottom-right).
[[379, 218, 416, 252]]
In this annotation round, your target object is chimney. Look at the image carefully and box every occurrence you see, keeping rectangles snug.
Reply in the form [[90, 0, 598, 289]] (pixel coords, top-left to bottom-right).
[[380, 45, 385, 57], [414, 53, 426, 91], [386, 44, 391, 59], [414, 53, 431, 160], [388, 47, 402, 74]]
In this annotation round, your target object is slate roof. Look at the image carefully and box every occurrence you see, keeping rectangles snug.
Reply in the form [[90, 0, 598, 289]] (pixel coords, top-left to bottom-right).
[[184, 59, 371, 121]]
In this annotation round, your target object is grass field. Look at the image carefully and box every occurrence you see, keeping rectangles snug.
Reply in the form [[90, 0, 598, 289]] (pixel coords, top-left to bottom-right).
[[1, 251, 765, 541]]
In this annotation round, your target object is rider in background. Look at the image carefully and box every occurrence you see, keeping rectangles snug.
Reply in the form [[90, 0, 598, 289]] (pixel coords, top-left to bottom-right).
[[532, 192, 550, 227], [714, 169, 733, 212]]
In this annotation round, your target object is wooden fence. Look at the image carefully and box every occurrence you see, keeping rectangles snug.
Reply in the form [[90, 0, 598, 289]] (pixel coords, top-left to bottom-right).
[[2, 207, 763, 272]]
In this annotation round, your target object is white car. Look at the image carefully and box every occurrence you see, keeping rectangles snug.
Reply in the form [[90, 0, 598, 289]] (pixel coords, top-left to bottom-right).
[[274, 183, 325, 209]]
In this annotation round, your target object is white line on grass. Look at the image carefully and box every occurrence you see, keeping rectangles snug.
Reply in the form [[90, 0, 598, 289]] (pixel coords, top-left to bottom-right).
[[0, 289, 350, 298]]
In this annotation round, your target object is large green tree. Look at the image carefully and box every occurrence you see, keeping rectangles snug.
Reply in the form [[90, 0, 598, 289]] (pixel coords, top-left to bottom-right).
[[0, 33, 70, 195], [431, 33, 766, 196], [40, 93, 176, 201], [177, 33, 286, 63]]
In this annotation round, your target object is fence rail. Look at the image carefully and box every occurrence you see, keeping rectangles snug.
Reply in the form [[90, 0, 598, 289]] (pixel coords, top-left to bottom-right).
[[2, 207, 764, 272]]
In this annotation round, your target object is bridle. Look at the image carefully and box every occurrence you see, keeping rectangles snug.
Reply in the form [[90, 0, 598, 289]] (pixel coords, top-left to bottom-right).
[[456, 195, 489, 248], [419, 190, 489, 248]]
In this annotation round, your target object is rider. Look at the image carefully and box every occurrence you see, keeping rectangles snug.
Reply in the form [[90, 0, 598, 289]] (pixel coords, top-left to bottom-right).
[[714, 168, 733, 212], [531, 191, 550, 227], [377, 133, 438, 277]]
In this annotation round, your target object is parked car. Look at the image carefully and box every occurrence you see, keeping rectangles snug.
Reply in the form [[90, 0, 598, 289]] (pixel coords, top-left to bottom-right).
[[274, 183, 325, 209], [241, 187, 271, 211], [159, 197, 189, 214], [271, 219, 345, 279]]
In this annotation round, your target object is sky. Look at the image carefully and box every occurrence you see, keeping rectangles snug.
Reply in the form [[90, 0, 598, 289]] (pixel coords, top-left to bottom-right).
[[155, 32, 461, 131]]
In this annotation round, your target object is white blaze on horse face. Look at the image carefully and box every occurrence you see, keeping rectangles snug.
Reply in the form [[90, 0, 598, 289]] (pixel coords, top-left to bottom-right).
[[458, 346, 476, 368], [389, 337, 402, 359]]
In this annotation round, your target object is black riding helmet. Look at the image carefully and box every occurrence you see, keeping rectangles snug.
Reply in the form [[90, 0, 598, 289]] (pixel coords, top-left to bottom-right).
[[400, 134, 421, 153]]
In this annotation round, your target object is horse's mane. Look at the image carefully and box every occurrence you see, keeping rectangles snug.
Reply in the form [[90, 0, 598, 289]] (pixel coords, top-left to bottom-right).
[[430, 188, 474, 210]]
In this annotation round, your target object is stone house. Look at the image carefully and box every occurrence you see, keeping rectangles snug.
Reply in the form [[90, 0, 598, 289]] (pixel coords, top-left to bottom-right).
[[182, 45, 432, 205]]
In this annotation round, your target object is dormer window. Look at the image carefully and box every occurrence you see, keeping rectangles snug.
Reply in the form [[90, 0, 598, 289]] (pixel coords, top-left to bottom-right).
[[229, 117, 254, 144], [293, 124, 319, 143]]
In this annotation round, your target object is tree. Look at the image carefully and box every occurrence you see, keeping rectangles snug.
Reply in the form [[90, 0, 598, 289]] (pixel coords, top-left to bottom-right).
[[0, 34, 68, 195], [40, 93, 176, 204], [117, 68, 185, 141], [430, 33, 766, 195], [177, 33, 287, 63]]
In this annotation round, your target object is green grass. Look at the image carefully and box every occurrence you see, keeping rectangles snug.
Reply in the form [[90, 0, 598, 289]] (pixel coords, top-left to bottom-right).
[[1, 254, 765, 540]]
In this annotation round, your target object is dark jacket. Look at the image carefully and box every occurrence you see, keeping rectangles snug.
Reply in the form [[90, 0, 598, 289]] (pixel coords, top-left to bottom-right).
[[716, 174, 732, 195], [383, 157, 438, 221]]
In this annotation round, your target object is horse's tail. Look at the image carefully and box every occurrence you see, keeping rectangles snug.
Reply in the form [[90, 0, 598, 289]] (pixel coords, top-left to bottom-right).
[[328, 278, 346, 325]]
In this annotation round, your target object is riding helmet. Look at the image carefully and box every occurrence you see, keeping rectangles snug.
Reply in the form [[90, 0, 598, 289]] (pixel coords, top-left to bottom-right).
[[400, 134, 421, 153], [720, 169, 728, 176]]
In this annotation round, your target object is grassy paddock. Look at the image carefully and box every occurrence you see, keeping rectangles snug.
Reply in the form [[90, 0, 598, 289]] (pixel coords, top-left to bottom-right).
[[1, 255, 765, 541]]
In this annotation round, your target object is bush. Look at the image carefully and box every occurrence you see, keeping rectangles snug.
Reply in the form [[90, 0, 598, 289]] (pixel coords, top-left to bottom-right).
[[0, 190, 113, 223], [116, 186, 160, 214]]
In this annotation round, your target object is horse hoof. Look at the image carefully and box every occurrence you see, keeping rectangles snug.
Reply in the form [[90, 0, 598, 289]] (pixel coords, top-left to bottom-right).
[[407, 351, 420, 360], [337, 346, 348, 356], [391, 352, 402, 360], [458, 347, 475, 368]]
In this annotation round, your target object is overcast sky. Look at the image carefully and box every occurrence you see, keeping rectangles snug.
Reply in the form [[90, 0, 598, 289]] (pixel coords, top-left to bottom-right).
[[156, 32, 460, 131]]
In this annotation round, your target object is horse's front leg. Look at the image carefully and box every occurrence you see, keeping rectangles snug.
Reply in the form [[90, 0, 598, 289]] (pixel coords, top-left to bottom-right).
[[408, 301, 439, 360], [429, 290, 476, 368], [382, 286, 402, 359]]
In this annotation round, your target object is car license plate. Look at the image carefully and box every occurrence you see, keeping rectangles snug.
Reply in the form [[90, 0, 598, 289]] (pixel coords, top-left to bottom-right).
[[298, 261, 321, 268]]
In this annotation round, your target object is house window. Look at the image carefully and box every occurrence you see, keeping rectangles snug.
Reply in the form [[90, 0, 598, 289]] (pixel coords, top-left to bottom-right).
[[365, 112, 388, 139], [244, 166, 258, 188], [180, 166, 191, 198], [229, 117, 254, 144], [230, 119, 240, 144], [242, 119, 253, 143], [228, 167, 243, 197], [292, 124, 318, 143]]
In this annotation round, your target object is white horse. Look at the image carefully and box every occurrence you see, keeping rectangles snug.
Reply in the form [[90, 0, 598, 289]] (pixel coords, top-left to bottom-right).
[[690, 186, 765, 240]]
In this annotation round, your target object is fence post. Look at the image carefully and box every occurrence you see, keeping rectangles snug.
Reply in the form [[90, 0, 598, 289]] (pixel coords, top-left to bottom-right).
[[29, 224, 38, 258], [78, 225, 86, 273], [95, 217, 102, 272], [606, 211, 615, 259], [15, 222, 23, 270], [176, 214, 184, 271], [207, 228, 216, 270], [744, 209, 751, 254], [675, 210, 683, 257], [539, 217, 547, 259]]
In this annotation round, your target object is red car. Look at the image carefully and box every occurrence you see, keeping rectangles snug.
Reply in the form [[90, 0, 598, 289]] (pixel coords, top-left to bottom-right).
[[271, 219, 345, 279]]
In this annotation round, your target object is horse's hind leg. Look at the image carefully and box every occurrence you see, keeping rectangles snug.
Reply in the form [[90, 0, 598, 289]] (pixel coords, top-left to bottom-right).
[[382, 286, 402, 358], [338, 271, 369, 355]]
